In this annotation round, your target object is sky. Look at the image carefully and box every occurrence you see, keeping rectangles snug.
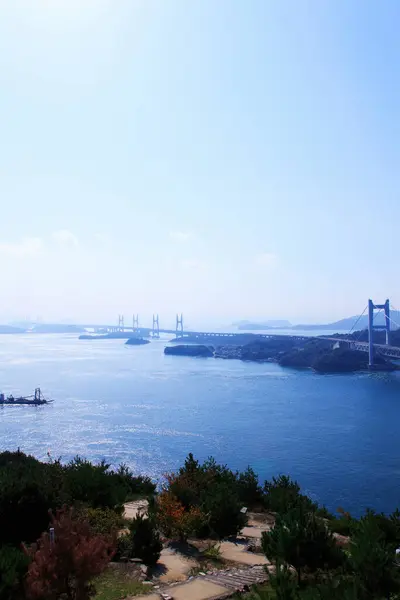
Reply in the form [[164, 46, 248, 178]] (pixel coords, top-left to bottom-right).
[[0, 0, 399, 328]]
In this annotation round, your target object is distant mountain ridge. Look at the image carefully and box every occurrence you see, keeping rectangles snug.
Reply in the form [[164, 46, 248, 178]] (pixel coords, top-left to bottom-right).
[[235, 319, 292, 330], [235, 311, 400, 332], [0, 325, 25, 334], [294, 310, 400, 331]]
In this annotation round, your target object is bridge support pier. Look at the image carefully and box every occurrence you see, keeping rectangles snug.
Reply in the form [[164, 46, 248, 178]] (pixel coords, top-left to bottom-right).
[[152, 314, 160, 338], [176, 314, 183, 338], [133, 314, 139, 333], [368, 299, 390, 368]]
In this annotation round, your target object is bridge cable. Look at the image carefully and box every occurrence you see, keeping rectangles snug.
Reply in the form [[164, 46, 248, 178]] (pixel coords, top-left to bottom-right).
[[389, 304, 400, 330], [387, 314, 400, 331], [348, 305, 368, 337]]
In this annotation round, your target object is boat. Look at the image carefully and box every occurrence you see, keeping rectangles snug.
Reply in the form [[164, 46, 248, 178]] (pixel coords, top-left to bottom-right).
[[0, 388, 53, 406]]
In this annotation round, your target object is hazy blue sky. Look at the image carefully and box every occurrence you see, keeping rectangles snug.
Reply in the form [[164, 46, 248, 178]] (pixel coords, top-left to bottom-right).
[[0, 1, 399, 327]]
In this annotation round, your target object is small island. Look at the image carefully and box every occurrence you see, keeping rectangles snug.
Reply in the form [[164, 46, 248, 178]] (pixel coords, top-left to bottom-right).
[[164, 344, 214, 357], [125, 337, 150, 346]]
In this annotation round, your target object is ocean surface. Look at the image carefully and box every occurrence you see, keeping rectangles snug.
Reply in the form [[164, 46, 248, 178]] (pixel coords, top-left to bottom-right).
[[1, 333, 400, 516]]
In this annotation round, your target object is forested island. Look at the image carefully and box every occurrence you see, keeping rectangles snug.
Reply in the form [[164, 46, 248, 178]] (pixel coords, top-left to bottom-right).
[[1, 449, 400, 600], [165, 333, 397, 373]]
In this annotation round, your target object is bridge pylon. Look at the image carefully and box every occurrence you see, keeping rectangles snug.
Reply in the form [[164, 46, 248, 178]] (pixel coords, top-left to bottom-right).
[[176, 313, 183, 338], [133, 314, 139, 333], [118, 315, 124, 332], [368, 299, 390, 367], [152, 314, 160, 338]]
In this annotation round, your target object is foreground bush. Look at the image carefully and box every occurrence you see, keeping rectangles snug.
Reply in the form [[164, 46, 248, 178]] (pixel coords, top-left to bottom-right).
[[0, 451, 155, 547], [24, 507, 115, 600], [77, 506, 124, 536], [262, 506, 345, 584], [128, 514, 162, 566], [0, 545, 30, 600], [349, 512, 400, 599], [201, 480, 247, 538], [157, 491, 206, 541], [236, 466, 264, 507], [263, 475, 316, 515], [115, 514, 162, 566], [159, 454, 248, 539], [0, 452, 62, 546]]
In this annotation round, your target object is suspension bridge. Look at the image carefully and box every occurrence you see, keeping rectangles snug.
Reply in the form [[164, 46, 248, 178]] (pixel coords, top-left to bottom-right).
[[320, 299, 400, 366], [83, 299, 400, 368]]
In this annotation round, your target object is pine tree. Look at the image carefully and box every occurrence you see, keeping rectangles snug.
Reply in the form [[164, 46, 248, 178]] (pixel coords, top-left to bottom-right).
[[262, 506, 344, 585], [128, 513, 162, 567], [349, 513, 400, 599]]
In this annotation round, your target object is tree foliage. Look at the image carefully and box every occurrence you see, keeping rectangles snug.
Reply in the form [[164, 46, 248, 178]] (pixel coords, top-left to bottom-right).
[[160, 454, 247, 539], [0, 450, 155, 547], [263, 475, 316, 515], [24, 507, 115, 600], [349, 512, 400, 599], [0, 546, 30, 600], [127, 513, 162, 566], [76, 506, 124, 537], [262, 506, 344, 584], [236, 466, 264, 506], [156, 491, 205, 541]]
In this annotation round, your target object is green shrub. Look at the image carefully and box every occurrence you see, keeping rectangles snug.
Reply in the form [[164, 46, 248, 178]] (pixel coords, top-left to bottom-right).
[[315, 505, 334, 520], [0, 465, 56, 545], [0, 545, 30, 600], [262, 507, 345, 584], [130, 514, 162, 566], [165, 454, 248, 539], [77, 506, 124, 536], [349, 512, 400, 599], [114, 464, 156, 499], [114, 534, 133, 562], [0, 451, 155, 549], [120, 514, 162, 567], [263, 475, 315, 515], [202, 481, 247, 538], [202, 543, 221, 560], [63, 457, 127, 509], [328, 516, 353, 537], [236, 466, 264, 507]]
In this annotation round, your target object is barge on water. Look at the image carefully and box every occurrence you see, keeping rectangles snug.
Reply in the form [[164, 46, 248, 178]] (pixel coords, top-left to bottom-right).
[[0, 388, 52, 406]]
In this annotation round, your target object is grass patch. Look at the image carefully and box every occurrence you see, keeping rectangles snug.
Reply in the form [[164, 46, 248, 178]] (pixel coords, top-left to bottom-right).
[[202, 543, 221, 560], [94, 567, 149, 600]]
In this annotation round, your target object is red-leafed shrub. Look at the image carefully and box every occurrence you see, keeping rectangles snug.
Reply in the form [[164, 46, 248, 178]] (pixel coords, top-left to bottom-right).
[[24, 506, 115, 600]]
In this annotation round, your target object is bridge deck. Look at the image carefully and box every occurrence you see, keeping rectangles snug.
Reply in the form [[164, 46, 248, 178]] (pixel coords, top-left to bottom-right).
[[320, 337, 400, 359]]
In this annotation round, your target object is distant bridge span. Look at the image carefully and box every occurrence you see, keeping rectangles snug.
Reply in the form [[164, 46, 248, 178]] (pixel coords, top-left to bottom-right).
[[81, 299, 398, 367]]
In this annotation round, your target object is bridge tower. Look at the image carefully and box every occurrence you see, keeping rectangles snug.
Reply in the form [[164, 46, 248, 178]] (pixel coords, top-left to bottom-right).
[[176, 313, 183, 338], [368, 299, 390, 367], [133, 314, 139, 333], [152, 314, 160, 338], [118, 315, 124, 332]]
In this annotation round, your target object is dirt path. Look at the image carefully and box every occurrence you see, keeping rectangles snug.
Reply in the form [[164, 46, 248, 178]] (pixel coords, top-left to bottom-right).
[[124, 500, 149, 520], [125, 505, 273, 599], [154, 548, 198, 583], [133, 565, 269, 600], [219, 540, 270, 566]]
